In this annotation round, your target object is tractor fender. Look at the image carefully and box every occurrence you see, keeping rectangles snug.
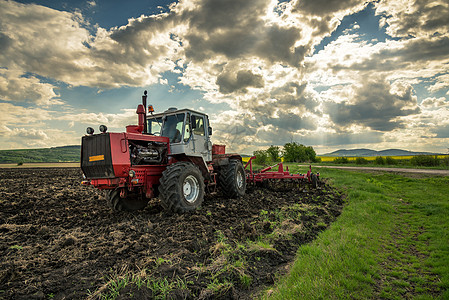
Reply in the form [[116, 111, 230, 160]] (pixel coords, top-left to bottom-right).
[[169, 154, 210, 181], [212, 154, 242, 166]]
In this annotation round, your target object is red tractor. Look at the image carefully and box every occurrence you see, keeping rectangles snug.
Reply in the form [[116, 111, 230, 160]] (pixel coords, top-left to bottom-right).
[[81, 91, 246, 213]]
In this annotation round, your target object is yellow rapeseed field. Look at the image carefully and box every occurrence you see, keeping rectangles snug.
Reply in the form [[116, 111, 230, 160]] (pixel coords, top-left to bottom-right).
[[317, 155, 448, 162], [242, 155, 448, 163]]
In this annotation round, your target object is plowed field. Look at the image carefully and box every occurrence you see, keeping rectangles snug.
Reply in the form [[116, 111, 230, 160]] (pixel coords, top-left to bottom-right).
[[0, 168, 343, 299]]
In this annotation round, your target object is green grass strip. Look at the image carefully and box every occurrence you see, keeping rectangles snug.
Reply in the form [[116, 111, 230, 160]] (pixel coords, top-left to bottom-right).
[[267, 169, 449, 299]]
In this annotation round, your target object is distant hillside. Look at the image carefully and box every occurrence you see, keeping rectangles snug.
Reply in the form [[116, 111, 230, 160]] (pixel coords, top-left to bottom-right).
[[0, 145, 81, 163], [322, 148, 441, 157]]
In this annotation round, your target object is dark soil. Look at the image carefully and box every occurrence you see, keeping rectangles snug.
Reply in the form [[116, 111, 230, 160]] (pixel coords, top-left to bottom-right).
[[0, 168, 344, 299]]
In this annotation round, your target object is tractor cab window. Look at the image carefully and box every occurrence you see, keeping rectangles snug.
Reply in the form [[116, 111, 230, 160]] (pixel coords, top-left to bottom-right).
[[184, 113, 191, 142], [148, 117, 162, 136], [192, 115, 205, 136], [161, 113, 184, 143]]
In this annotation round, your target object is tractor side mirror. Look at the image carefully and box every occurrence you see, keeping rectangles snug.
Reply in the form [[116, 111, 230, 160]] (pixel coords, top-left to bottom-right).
[[208, 126, 212, 136], [191, 115, 197, 129]]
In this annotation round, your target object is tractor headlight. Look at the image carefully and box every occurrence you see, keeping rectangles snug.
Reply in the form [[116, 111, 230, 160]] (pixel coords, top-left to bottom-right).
[[129, 170, 136, 178], [99, 125, 107, 133], [86, 127, 94, 135]]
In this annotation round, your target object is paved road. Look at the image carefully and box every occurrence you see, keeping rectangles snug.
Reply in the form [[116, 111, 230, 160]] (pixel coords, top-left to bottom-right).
[[309, 165, 449, 176]]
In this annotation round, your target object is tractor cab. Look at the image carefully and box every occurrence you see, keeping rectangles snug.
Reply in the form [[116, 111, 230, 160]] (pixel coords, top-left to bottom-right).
[[148, 108, 213, 162]]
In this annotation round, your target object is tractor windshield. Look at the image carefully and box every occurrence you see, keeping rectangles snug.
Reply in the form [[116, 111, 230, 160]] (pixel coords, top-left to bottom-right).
[[161, 113, 185, 143], [148, 117, 162, 135]]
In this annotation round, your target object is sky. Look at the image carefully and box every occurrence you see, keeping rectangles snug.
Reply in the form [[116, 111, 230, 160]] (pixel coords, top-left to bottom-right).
[[0, 0, 448, 155]]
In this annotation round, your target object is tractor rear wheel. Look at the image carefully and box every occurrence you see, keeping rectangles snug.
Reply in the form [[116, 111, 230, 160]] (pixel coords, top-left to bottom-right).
[[158, 162, 205, 213], [106, 189, 148, 212], [311, 174, 318, 189], [219, 159, 246, 198]]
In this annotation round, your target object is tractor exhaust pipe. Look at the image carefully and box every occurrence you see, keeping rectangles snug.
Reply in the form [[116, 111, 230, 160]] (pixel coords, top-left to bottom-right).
[[142, 90, 148, 134]]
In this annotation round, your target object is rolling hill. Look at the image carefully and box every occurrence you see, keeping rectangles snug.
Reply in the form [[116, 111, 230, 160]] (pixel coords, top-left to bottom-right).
[[0, 145, 81, 164], [322, 148, 442, 157]]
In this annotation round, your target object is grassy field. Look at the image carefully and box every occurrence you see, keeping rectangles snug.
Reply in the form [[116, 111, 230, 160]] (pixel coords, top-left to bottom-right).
[[316, 155, 449, 170], [0, 145, 80, 164], [266, 167, 449, 299]]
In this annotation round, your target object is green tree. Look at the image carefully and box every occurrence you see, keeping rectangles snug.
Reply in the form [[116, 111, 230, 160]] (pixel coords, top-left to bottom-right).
[[355, 157, 368, 164], [253, 150, 268, 164], [410, 155, 440, 166], [333, 157, 349, 164], [385, 156, 397, 165], [282, 142, 317, 163], [375, 156, 385, 165], [266, 145, 281, 162]]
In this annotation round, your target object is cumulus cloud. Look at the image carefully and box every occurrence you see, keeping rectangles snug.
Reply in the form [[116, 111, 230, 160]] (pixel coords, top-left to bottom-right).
[[56, 109, 137, 129], [0, 69, 61, 105], [1, 126, 48, 140], [421, 97, 448, 107], [375, 0, 449, 38], [293, 0, 364, 16], [216, 69, 264, 94], [427, 74, 449, 93], [0, 102, 53, 126], [0, 0, 179, 89], [1, 0, 448, 152], [0, 125, 79, 149], [323, 79, 420, 131]]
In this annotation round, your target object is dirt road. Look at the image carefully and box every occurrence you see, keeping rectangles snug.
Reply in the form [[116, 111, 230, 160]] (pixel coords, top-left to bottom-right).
[[310, 165, 449, 176]]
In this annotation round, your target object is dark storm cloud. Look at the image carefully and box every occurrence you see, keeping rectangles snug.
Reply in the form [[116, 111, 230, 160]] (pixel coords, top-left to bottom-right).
[[324, 80, 420, 131], [214, 111, 317, 149], [270, 82, 320, 113], [183, 0, 306, 66], [385, 36, 449, 63], [216, 70, 264, 94], [377, 0, 449, 37], [267, 111, 317, 131], [92, 15, 178, 67], [237, 81, 319, 120], [0, 32, 12, 52], [330, 36, 449, 75], [293, 0, 363, 16]]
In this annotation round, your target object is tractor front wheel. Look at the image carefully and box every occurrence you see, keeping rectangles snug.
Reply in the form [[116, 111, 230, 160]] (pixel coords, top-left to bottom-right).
[[158, 162, 205, 213], [106, 189, 148, 212], [219, 159, 246, 198]]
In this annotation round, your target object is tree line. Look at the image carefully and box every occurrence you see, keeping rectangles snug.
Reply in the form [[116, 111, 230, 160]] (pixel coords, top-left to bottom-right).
[[252, 142, 319, 164]]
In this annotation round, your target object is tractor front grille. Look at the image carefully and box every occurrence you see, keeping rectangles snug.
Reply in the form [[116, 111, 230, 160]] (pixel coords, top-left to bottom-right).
[[81, 134, 115, 179]]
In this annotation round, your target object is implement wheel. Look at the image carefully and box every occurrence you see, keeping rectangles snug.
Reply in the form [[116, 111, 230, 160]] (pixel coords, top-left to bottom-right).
[[106, 189, 148, 212], [158, 162, 205, 213], [219, 159, 246, 198], [311, 174, 318, 189]]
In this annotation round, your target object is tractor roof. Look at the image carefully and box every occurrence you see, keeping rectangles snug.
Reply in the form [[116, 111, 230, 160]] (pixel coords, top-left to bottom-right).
[[148, 108, 208, 118]]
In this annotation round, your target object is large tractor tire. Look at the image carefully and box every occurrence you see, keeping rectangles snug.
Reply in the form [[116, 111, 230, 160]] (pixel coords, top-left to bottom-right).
[[158, 162, 205, 213], [106, 189, 148, 212], [219, 159, 246, 198]]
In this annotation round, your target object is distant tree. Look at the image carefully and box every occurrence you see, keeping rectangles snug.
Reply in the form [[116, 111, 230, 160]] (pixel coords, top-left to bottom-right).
[[333, 157, 349, 164], [375, 156, 385, 165], [410, 155, 440, 166], [282, 142, 317, 163], [385, 157, 397, 165], [253, 150, 268, 164], [266, 145, 281, 162], [355, 157, 368, 164]]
